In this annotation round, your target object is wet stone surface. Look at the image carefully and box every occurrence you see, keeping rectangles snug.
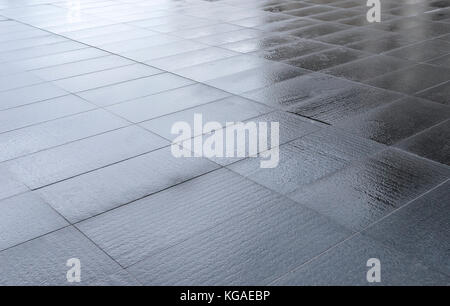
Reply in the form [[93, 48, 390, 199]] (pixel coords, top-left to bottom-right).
[[0, 0, 449, 286]]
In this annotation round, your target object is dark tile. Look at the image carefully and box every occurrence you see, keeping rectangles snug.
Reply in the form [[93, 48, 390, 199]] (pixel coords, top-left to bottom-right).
[[286, 47, 369, 71], [228, 128, 385, 194], [421, 7, 450, 21], [38, 146, 219, 223], [395, 120, 450, 165], [242, 73, 354, 109], [263, 2, 311, 12], [399, 22, 450, 39], [387, 5, 432, 17], [287, 23, 350, 39], [416, 80, 450, 105], [0, 227, 138, 285], [385, 39, 450, 62], [206, 62, 309, 94], [317, 27, 386, 46], [288, 148, 450, 230], [251, 40, 332, 61], [426, 53, 450, 68], [347, 34, 418, 53], [323, 55, 414, 82], [365, 181, 450, 275], [273, 234, 449, 285], [336, 97, 450, 145], [366, 64, 450, 94], [231, 14, 294, 28], [126, 193, 351, 285], [290, 84, 403, 124]]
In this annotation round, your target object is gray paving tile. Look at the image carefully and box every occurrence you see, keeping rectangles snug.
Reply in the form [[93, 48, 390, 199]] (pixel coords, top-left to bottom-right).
[[416, 80, 450, 106], [206, 62, 309, 94], [0, 35, 65, 53], [0, 166, 28, 201], [286, 47, 369, 71], [323, 55, 414, 82], [107, 83, 230, 123], [140, 96, 271, 141], [126, 185, 351, 285], [273, 234, 449, 285], [145, 47, 238, 71], [0, 95, 95, 133], [53, 64, 162, 92], [395, 119, 450, 166], [228, 128, 385, 194], [38, 147, 219, 223], [0, 72, 44, 92], [77, 73, 194, 107], [366, 64, 450, 95], [289, 148, 450, 231], [426, 53, 450, 68], [0, 82, 69, 110], [0, 109, 128, 162], [31, 55, 134, 81], [365, 180, 450, 275], [288, 22, 351, 39], [385, 39, 450, 61], [175, 54, 271, 82], [220, 34, 299, 53], [251, 39, 332, 61], [12, 48, 109, 71], [171, 23, 244, 39], [242, 73, 355, 109], [6, 126, 168, 189], [194, 28, 266, 45], [0, 192, 68, 251], [0, 226, 138, 286], [98, 34, 180, 53], [289, 84, 403, 124], [336, 97, 450, 145]]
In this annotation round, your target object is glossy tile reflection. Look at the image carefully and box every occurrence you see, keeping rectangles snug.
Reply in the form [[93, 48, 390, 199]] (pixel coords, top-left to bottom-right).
[[0, 0, 449, 286]]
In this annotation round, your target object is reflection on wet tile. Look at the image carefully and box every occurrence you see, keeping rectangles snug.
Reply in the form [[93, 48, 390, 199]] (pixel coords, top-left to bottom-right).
[[290, 84, 403, 124], [317, 27, 386, 45], [273, 234, 449, 286], [206, 63, 309, 94], [0, 227, 137, 285], [395, 120, 450, 165], [251, 39, 332, 61], [365, 180, 450, 275], [195, 28, 266, 45], [366, 64, 450, 94], [336, 97, 450, 145], [347, 34, 417, 53], [289, 148, 450, 231], [228, 128, 385, 195], [0, 192, 68, 251], [286, 47, 369, 71], [243, 73, 353, 109], [426, 53, 450, 68], [286, 6, 335, 17], [221, 35, 299, 53], [288, 23, 350, 39], [323, 55, 414, 82]]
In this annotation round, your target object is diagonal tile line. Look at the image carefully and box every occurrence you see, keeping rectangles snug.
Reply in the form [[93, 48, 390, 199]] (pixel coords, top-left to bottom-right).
[[267, 177, 450, 285]]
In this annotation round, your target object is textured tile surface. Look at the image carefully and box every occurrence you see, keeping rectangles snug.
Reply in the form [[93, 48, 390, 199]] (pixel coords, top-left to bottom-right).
[[1, 0, 449, 286]]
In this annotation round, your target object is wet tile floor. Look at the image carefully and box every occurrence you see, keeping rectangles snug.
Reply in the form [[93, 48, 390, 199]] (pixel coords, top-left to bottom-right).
[[0, 0, 449, 286]]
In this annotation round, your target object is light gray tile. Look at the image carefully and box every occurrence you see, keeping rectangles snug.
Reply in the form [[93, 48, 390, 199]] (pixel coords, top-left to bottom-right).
[[0, 192, 68, 251], [7, 126, 169, 189], [0, 82, 68, 110], [0, 109, 128, 162], [38, 147, 219, 223], [0, 166, 28, 201], [78, 73, 194, 107], [0, 72, 43, 92], [31, 55, 134, 81], [53, 64, 162, 92], [107, 83, 230, 123]]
